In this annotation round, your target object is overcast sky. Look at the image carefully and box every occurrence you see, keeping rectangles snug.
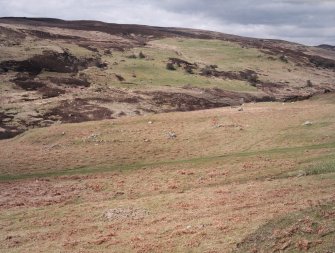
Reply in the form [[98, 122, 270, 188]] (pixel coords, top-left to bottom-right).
[[0, 0, 334, 46]]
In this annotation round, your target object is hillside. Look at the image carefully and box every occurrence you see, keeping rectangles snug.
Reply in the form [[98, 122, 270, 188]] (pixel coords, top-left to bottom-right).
[[0, 18, 335, 253], [1, 94, 335, 252], [1, 17, 335, 139]]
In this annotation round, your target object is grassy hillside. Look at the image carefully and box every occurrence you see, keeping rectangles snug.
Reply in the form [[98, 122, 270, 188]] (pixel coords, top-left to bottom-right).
[[0, 95, 334, 252], [0, 18, 335, 253], [235, 201, 335, 252], [1, 18, 335, 139], [98, 39, 260, 90]]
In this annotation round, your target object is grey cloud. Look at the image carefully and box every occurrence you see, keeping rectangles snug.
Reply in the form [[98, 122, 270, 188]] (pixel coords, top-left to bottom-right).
[[0, 0, 334, 45], [154, 0, 335, 27]]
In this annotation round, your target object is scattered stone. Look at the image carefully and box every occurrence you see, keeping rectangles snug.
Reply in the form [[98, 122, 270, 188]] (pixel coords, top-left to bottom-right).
[[238, 107, 244, 111], [103, 207, 149, 221], [167, 131, 177, 139], [83, 133, 104, 143], [148, 121, 153, 124], [279, 55, 288, 63], [296, 170, 307, 177], [303, 121, 312, 126]]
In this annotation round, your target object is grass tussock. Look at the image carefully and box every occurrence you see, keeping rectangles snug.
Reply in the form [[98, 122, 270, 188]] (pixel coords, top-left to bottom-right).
[[304, 160, 335, 176]]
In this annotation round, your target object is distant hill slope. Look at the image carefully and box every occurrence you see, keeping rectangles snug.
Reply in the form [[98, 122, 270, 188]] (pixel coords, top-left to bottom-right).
[[317, 44, 335, 51], [0, 17, 334, 139]]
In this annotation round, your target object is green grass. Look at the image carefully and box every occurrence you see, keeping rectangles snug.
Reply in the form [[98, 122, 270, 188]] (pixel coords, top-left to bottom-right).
[[0, 35, 300, 92], [276, 120, 335, 146], [234, 201, 335, 253], [153, 38, 264, 71], [305, 160, 335, 176], [90, 37, 302, 91], [276, 158, 335, 179], [152, 38, 298, 79], [93, 38, 261, 91], [1, 141, 334, 182]]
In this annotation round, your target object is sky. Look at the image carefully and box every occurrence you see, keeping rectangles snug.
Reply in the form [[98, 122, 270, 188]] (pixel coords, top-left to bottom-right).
[[0, 0, 334, 46]]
